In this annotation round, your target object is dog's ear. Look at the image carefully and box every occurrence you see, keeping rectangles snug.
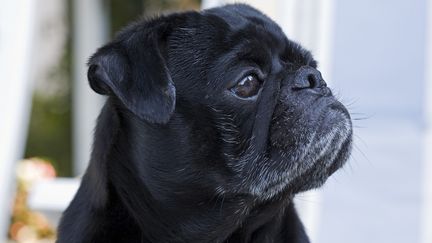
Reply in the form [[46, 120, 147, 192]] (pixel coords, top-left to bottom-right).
[[87, 21, 176, 124]]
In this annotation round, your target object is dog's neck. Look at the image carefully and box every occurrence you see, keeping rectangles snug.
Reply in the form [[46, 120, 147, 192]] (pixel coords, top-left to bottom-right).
[[80, 101, 309, 243], [107, 169, 306, 243]]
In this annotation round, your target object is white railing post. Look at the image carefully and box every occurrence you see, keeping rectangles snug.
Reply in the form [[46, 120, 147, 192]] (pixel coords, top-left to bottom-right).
[[0, 0, 37, 240], [72, 0, 108, 176]]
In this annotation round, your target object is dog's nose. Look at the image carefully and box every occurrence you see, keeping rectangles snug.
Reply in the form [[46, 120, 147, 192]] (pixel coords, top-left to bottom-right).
[[292, 66, 327, 92]]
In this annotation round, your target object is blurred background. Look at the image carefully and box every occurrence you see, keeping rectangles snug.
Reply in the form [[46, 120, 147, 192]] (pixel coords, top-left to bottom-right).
[[0, 0, 431, 242]]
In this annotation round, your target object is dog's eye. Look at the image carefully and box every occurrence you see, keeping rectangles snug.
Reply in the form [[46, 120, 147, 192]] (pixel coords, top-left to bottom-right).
[[230, 75, 262, 99]]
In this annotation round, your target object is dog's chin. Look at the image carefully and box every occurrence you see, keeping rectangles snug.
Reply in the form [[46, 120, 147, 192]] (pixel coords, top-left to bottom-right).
[[251, 101, 353, 201]]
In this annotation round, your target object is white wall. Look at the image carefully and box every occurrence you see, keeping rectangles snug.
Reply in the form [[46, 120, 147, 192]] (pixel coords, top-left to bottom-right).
[[318, 0, 428, 242], [421, 0, 432, 242]]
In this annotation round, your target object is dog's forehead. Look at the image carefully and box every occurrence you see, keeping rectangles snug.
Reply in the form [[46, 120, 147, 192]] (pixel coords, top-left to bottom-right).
[[203, 4, 287, 51], [165, 4, 316, 96]]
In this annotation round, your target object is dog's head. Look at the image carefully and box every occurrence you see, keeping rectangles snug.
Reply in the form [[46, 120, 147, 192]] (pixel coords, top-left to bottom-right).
[[88, 4, 352, 203]]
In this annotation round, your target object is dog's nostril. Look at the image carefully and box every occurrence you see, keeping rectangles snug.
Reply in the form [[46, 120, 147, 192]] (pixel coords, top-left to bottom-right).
[[307, 74, 317, 88], [292, 67, 326, 91]]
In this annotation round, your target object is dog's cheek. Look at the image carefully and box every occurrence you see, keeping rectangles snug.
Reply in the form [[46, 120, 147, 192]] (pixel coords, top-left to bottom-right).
[[269, 107, 313, 151]]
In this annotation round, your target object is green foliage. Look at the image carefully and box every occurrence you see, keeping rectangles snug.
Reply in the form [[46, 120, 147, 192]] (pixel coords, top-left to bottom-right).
[[143, 0, 201, 14], [109, 0, 201, 36], [24, 72, 72, 177], [110, 0, 144, 36]]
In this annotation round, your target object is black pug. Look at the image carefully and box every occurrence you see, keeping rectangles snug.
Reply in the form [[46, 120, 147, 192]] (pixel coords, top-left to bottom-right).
[[58, 4, 352, 243]]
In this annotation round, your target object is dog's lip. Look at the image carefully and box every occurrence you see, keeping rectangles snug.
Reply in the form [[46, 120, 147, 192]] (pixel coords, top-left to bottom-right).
[[307, 98, 352, 138], [320, 100, 353, 137], [314, 99, 353, 149], [261, 135, 352, 200], [328, 99, 351, 119], [260, 99, 352, 200]]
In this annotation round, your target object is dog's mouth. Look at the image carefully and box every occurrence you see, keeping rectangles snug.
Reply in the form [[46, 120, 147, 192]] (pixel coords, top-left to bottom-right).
[[246, 99, 353, 201]]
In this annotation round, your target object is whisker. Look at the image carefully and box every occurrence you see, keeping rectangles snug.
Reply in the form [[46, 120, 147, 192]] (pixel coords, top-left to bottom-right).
[[343, 98, 360, 108], [351, 114, 374, 120], [354, 134, 368, 149], [353, 142, 370, 164]]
